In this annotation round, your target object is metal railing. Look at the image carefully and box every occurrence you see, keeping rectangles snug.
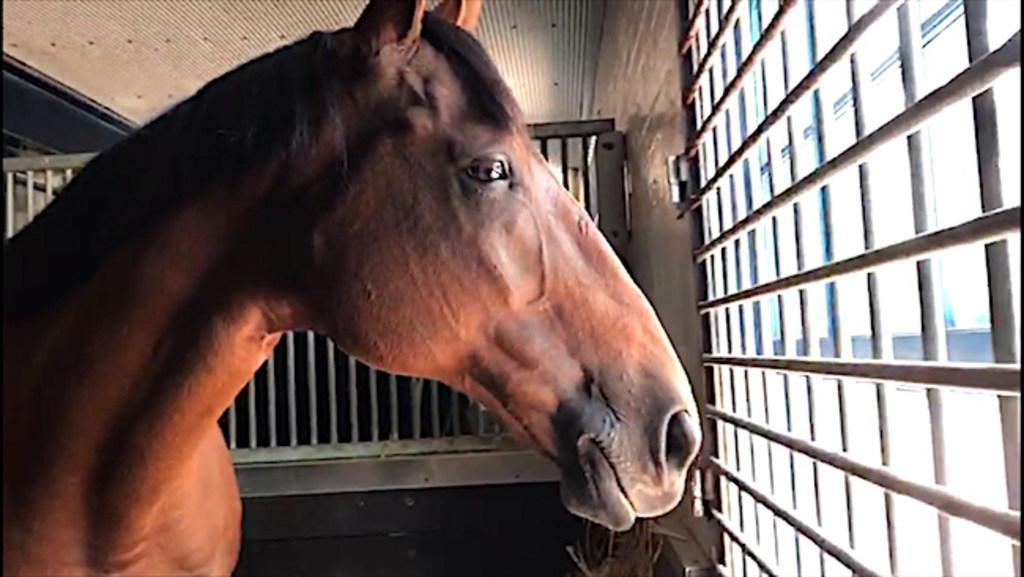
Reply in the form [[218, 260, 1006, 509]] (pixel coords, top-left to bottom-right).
[[677, 0, 1020, 575], [3, 119, 625, 493]]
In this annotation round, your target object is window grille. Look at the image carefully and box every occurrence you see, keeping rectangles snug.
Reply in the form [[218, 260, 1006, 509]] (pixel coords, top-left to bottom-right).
[[676, 0, 1020, 575]]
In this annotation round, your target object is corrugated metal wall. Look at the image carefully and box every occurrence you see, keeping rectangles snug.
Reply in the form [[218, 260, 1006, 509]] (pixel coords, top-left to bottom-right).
[[2, 0, 606, 125]]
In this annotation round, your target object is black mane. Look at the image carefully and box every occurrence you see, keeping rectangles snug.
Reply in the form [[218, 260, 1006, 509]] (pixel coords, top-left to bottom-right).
[[4, 14, 516, 313]]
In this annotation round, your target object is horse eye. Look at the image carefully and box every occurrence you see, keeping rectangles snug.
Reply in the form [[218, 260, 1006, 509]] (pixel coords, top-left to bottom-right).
[[465, 157, 510, 183]]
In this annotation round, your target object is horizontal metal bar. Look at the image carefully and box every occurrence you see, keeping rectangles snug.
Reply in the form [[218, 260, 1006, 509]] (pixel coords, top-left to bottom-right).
[[677, 0, 709, 55], [2, 153, 95, 173], [685, 0, 744, 102], [710, 507, 782, 577], [703, 355, 1021, 394], [527, 119, 614, 140], [231, 435, 521, 464], [681, 0, 901, 208], [699, 205, 1021, 310], [708, 406, 1022, 543], [687, 29, 1022, 241], [709, 457, 888, 577], [686, 0, 799, 138], [235, 449, 559, 497]]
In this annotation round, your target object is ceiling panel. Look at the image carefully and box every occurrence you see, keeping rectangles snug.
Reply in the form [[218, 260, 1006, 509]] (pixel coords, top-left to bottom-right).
[[2, 0, 606, 126]]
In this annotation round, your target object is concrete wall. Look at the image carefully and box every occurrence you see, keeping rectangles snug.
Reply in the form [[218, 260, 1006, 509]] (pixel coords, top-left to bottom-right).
[[590, 0, 716, 568]]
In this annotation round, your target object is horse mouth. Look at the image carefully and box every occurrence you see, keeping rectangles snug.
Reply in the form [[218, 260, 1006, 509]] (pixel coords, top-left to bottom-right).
[[559, 435, 637, 531]]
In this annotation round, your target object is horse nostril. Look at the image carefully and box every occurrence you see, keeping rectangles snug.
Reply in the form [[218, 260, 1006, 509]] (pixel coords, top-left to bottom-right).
[[664, 410, 700, 472]]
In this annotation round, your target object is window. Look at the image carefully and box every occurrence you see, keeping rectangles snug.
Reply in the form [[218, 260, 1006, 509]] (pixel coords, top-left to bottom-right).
[[678, 0, 1020, 575]]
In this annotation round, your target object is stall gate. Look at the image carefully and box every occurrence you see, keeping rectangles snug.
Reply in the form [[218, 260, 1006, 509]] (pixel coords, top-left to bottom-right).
[[2, 119, 628, 498]]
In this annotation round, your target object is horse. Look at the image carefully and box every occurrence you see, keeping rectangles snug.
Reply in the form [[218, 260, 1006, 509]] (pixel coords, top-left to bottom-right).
[[2, 0, 701, 574]]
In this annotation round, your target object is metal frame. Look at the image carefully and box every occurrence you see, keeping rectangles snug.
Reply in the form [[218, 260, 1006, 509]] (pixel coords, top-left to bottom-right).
[[676, 0, 1022, 575]]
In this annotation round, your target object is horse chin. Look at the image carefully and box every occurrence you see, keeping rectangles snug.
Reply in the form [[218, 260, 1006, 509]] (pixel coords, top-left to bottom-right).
[[558, 436, 637, 532]]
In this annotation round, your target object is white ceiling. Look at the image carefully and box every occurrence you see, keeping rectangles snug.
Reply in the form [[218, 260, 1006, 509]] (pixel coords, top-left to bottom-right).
[[2, 0, 606, 126]]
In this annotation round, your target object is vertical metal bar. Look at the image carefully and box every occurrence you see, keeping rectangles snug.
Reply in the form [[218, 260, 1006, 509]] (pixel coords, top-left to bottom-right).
[[430, 380, 441, 438], [25, 170, 34, 222], [306, 332, 318, 445], [845, 1, 898, 574], [779, 18, 826, 576], [582, 136, 595, 219], [452, 391, 463, 436], [44, 170, 54, 205], [267, 352, 277, 447], [247, 378, 257, 449], [228, 397, 238, 449], [805, 0, 857, 560], [412, 378, 423, 439], [559, 136, 570, 193], [286, 332, 298, 446], [476, 402, 486, 436], [540, 138, 549, 161], [5, 171, 14, 239], [897, 3, 952, 574], [389, 373, 399, 441], [348, 356, 359, 442], [327, 339, 338, 444], [369, 367, 379, 442], [964, 3, 1020, 575]]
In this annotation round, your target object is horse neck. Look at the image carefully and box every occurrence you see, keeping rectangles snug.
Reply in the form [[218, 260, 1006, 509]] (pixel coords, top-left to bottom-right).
[[3, 175, 301, 510]]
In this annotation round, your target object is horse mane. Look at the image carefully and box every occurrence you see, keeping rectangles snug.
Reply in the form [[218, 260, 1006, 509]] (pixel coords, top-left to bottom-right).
[[3, 13, 517, 314]]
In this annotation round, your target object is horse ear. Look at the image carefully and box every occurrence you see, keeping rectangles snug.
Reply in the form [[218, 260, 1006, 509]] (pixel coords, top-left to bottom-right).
[[432, 0, 482, 34], [354, 0, 427, 48]]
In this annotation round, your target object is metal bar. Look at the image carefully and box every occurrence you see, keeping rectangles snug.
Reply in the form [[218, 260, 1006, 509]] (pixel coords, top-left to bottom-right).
[[699, 38, 1021, 250], [559, 137, 570, 191], [685, 0, 745, 105], [711, 457, 887, 577], [267, 353, 277, 447], [451, 390, 462, 436], [964, 3, 1022, 574], [327, 339, 338, 444], [25, 170, 34, 222], [711, 507, 783, 577], [581, 136, 594, 219], [679, 0, 710, 56], [44, 170, 53, 205], [230, 435, 522, 464], [689, 29, 1022, 242], [389, 373, 399, 441], [228, 398, 238, 449], [247, 378, 257, 449], [5, 171, 14, 238], [348, 356, 359, 442], [700, 206, 1021, 310], [306, 332, 318, 445], [687, 0, 799, 148], [539, 138, 550, 161], [235, 448, 558, 497], [286, 332, 297, 446], [896, 4, 952, 572], [430, 380, 441, 438], [369, 367, 379, 442], [412, 378, 423, 439], [844, 1, 898, 572], [778, 17, 827, 574], [707, 407, 1022, 543], [526, 119, 614, 140], [703, 355, 1020, 394], [2, 152, 95, 173]]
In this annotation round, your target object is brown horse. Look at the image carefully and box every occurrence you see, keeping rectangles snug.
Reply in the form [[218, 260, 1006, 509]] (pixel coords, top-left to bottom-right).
[[2, 0, 700, 574]]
